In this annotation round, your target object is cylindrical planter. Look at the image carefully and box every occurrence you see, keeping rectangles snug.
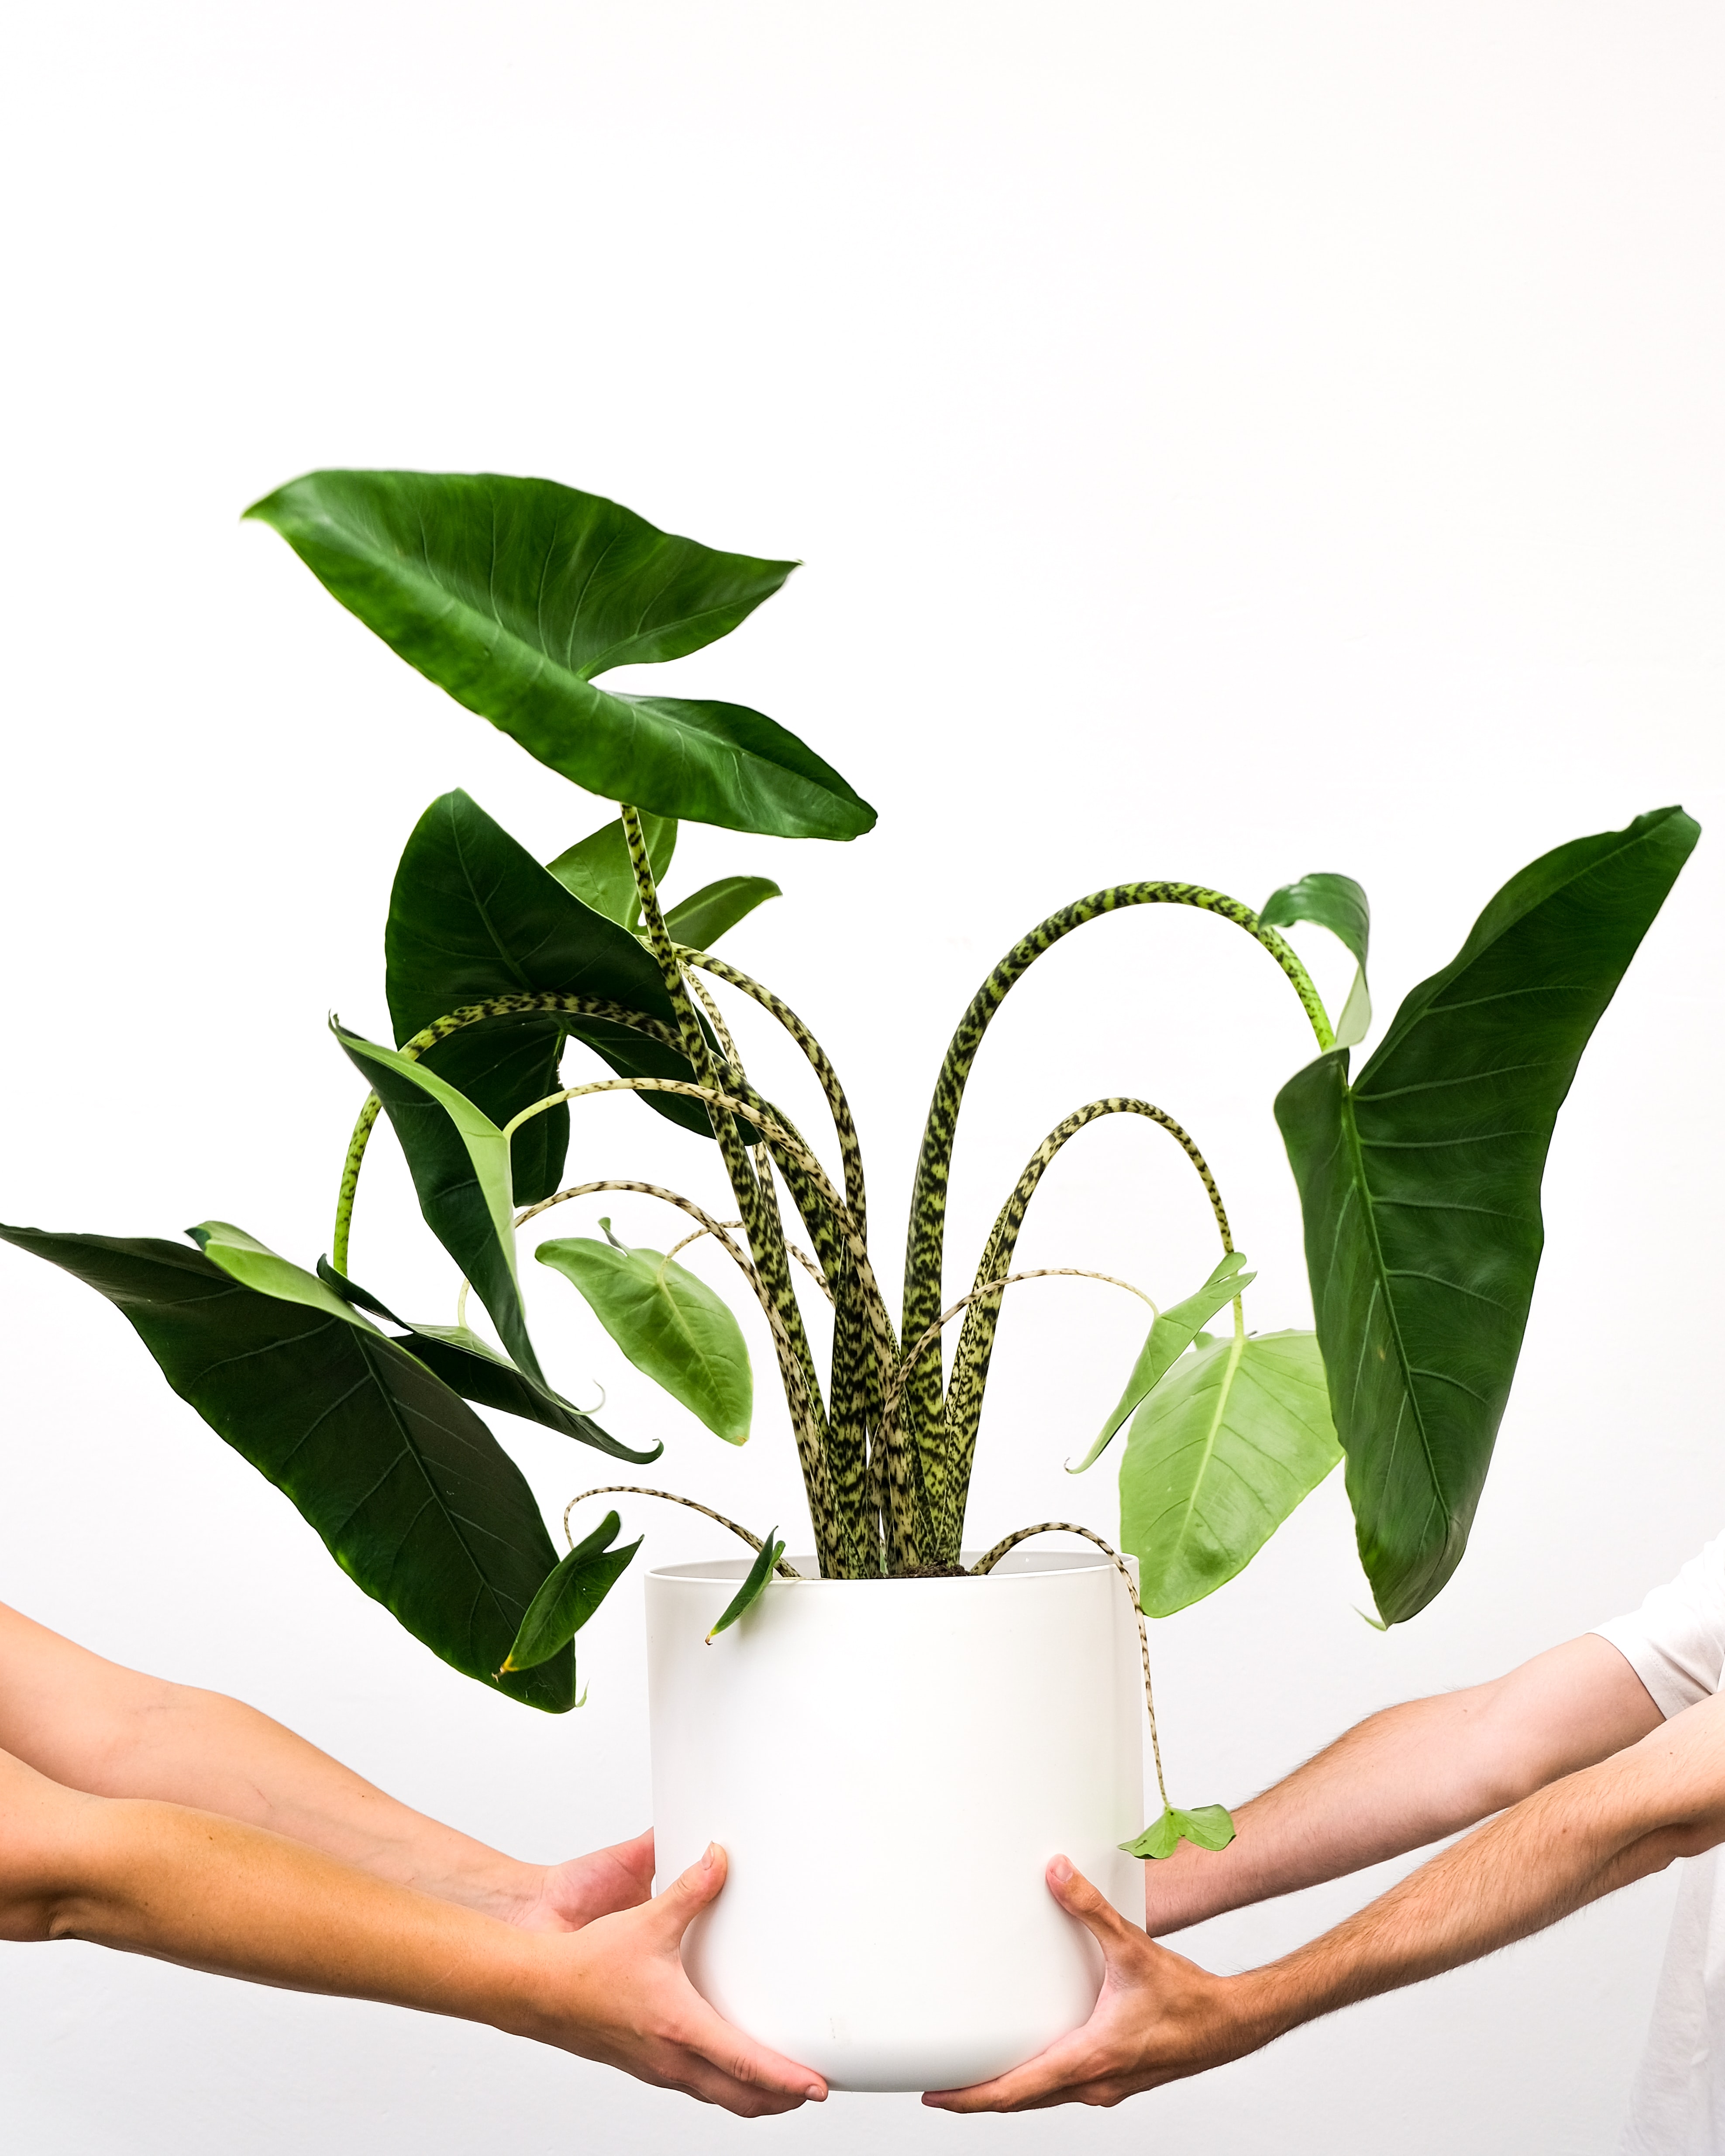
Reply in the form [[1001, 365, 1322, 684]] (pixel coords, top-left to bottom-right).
[[646, 1547, 1144, 2092]]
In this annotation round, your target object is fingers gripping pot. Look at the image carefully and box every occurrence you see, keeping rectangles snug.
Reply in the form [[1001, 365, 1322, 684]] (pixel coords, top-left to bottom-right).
[[646, 1548, 1144, 2091]]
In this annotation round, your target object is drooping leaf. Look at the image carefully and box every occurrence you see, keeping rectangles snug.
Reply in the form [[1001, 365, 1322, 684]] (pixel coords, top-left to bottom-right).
[[1068, 1250, 1255, 1474], [331, 1022, 544, 1387], [314, 1258, 661, 1465], [1261, 871, 1373, 1049], [245, 470, 876, 839], [1120, 1804, 1236, 1861], [1275, 805, 1700, 1625], [706, 1530, 784, 1642], [0, 1226, 573, 1710], [547, 812, 677, 928], [386, 790, 714, 1169], [536, 1227, 752, 1444], [500, 1511, 642, 1674], [664, 876, 782, 950], [1119, 1331, 1340, 1618]]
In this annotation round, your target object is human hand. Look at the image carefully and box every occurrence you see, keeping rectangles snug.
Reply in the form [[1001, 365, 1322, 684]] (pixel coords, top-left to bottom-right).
[[922, 1856, 1268, 2111], [512, 1828, 656, 1932], [537, 1841, 827, 2115]]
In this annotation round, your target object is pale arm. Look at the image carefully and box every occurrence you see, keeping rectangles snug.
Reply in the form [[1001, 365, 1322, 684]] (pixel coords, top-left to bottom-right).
[[0, 1742, 823, 2115], [0, 1601, 635, 1929], [931, 1678, 1725, 2111], [1143, 1632, 1662, 1935]]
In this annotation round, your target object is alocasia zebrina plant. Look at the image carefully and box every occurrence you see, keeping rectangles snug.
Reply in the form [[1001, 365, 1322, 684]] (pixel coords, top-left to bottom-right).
[[1, 469, 1696, 1857]]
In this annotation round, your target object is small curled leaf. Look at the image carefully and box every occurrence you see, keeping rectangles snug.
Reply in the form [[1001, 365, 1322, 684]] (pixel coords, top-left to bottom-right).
[[1120, 1803, 1236, 1861], [706, 1530, 783, 1643]]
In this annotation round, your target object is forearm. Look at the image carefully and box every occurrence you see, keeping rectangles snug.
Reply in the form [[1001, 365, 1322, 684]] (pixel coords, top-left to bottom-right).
[[1145, 1635, 1661, 1935]]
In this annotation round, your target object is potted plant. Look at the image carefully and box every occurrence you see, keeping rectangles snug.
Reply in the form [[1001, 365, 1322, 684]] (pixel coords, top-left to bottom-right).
[[2, 469, 1696, 2090]]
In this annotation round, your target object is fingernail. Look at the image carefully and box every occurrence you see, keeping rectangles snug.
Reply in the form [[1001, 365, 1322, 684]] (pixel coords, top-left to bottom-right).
[[702, 1842, 719, 1871], [1050, 1855, 1073, 1883], [805, 2084, 826, 2102]]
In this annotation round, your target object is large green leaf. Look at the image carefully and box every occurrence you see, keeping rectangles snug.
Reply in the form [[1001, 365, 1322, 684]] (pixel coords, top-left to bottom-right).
[[331, 1022, 543, 1386], [314, 1259, 661, 1465], [1261, 872, 1372, 1049], [1276, 805, 1699, 1624], [664, 876, 782, 949], [1119, 1330, 1340, 1617], [501, 1511, 642, 1676], [387, 790, 712, 1171], [537, 1223, 752, 1444], [245, 469, 876, 840], [1069, 1250, 1254, 1475], [0, 1226, 573, 1710], [547, 811, 677, 928]]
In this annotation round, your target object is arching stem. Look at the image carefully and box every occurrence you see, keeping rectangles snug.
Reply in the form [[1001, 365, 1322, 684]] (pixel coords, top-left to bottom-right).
[[561, 1485, 804, 1580]]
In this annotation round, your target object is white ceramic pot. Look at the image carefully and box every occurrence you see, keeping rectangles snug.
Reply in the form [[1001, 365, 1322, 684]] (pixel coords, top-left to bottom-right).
[[646, 1547, 1144, 2092]]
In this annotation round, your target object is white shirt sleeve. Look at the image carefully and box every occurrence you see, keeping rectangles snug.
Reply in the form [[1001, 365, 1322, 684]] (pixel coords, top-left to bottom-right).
[[1594, 1531, 1725, 1719]]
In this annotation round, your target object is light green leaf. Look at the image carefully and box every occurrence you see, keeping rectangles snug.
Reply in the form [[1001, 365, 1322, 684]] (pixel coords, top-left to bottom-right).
[[547, 812, 677, 926], [500, 1511, 642, 1674], [331, 1021, 541, 1386], [192, 1222, 383, 1331], [536, 1226, 752, 1444], [1068, 1250, 1255, 1474], [706, 1531, 784, 1642], [245, 470, 876, 840], [1261, 871, 1373, 1049], [664, 876, 782, 949], [1119, 1330, 1341, 1617], [1120, 1804, 1236, 1861], [1276, 806, 1699, 1622]]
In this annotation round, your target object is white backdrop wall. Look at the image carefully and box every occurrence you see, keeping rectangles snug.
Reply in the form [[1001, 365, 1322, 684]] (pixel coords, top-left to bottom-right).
[[0, 3, 1720, 2150]]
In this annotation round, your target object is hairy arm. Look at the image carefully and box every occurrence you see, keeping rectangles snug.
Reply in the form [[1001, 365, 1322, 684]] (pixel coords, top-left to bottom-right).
[[1143, 1633, 1662, 1934], [0, 1741, 823, 2115], [932, 1678, 1723, 2112], [0, 1601, 639, 1930]]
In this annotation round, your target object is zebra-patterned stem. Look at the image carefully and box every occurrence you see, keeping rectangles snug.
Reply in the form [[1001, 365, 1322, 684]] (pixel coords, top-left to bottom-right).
[[561, 1485, 805, 1581], [969, 1520, 1169, 1809], [898, 884, 1333, 1541], [678, 947, 868, 1243], [938, 1097, 1233, 1557], [620, 809, 844, 1575], [328, 990, 684, 1274]]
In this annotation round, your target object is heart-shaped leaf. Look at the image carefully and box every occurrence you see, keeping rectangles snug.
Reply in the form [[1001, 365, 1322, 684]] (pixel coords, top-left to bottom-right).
[[1120, 1803, 1236, 1861], [331, 1022, 542, 1386], [388, 791, 713, 1171], [245, 469, 876, 839], [0, 1224, 573, 1709], [500, 1510, 642, 1675], [1261, 871, 1372, 1049], [547, 812, 677, 928], [1068, 1250, 1255, 1474], [314, 1259, 661, 1465], [706, 1530, 784, 1643], [664, 876, 783, 950], [1276, 805, 1699, 1624], [1119, 1330, 1341, 1617], [536, 1224, 752, 1444]]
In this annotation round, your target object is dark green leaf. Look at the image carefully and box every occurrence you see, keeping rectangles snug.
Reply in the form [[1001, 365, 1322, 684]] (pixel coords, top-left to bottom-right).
[[0, 1225, 573, 1710], [547, 812, 677, 928], [500, 1511, 642, 1674], [1275, 805, 1700, 1623], [331, 1022, 544, 1389], [536, 1231, 752, 1444], [386, 791, 717, 1173], [245, 470, 876, 839], [1261, 872, 1372, 1049], [706, 1531, 783, 1642], [664, 876, 782, 950], [313, 1259, 661, 1465], [1068, 1250, 1254, 1474], [1119, 1331, 1340, 1617], [1120, 1804, 1236, 1861]]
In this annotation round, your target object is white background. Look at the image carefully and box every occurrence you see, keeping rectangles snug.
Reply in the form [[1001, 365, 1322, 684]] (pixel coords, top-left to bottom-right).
[[1, 3, 1721, 2149]]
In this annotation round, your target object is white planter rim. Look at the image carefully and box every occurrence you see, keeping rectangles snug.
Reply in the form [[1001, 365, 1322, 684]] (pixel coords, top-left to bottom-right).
[[649, 1546, 1123, 1585]]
